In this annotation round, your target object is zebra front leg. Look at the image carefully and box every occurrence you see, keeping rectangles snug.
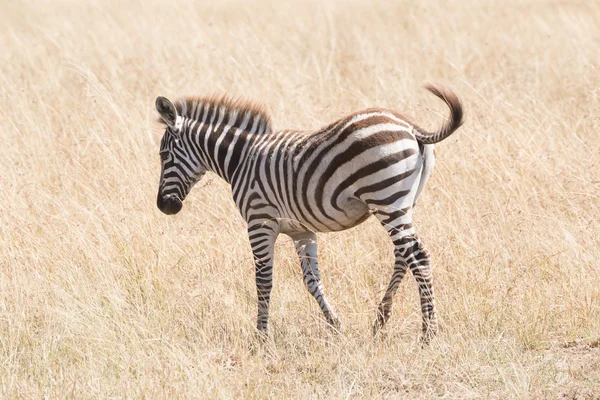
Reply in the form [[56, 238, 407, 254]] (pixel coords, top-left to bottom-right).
[[290, 232, 340, 330], [248, 222, 279, 335]]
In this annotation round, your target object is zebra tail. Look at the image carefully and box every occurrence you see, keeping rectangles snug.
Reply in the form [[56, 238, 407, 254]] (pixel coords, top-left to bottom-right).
[[413, 84, 464, 144]]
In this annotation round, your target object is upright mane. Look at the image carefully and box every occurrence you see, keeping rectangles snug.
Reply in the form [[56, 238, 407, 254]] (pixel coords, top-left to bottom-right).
[[166, 94, 273, 134]]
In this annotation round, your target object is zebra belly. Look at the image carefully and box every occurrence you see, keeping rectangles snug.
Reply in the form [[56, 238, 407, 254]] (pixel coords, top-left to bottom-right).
[[327, 197, 372, 231], [279, 197, 371, 234]]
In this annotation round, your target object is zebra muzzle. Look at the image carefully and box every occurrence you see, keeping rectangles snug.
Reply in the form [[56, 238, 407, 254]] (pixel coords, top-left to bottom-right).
[[157, 193, 183, 215]]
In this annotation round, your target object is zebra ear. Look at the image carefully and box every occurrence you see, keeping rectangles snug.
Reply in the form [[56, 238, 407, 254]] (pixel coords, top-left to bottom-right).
[[156, 96, 177, 127]]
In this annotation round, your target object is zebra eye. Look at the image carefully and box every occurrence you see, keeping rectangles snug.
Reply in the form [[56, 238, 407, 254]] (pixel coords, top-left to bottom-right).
[[160, 151, 169, 161]]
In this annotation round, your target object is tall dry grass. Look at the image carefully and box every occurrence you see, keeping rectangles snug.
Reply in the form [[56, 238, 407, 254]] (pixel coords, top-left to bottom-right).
[[1, 0, 599, 398]]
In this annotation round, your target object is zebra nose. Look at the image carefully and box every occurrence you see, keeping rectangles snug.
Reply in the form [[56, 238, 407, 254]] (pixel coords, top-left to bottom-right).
[[157, 193, 183, 215]]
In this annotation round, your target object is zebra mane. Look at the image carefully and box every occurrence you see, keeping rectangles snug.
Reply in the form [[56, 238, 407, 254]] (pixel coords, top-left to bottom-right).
[[159, 94, 273, 134]]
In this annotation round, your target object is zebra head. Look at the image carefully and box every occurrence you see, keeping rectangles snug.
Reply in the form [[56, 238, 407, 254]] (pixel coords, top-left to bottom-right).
[[155, 96, 206, 215]]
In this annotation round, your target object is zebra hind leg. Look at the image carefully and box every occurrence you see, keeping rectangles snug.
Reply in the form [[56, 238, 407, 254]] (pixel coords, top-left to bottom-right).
[[372, 206, 438, 343], [372, 250, 409, 337], [290, 232, 341, 331]]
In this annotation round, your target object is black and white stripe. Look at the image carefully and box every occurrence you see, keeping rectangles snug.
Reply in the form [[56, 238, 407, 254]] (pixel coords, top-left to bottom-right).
[[155, 85, 463, 342]]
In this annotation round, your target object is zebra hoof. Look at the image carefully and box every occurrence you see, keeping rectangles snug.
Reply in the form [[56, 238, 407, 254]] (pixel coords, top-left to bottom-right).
[[372, 320, 388, 339], [372, 310, 390, 338], [372, 322, 381, 338], [420, 325, 438, 345], [325, 314, 342, 333], [254, 327, 269, 343]]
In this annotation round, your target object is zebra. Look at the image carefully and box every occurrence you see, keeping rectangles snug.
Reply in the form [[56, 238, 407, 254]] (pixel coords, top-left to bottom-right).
[[155, 85, 463, 342]]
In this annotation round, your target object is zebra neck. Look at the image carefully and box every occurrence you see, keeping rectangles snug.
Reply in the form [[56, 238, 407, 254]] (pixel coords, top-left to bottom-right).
[[192, 121, 267, 184]]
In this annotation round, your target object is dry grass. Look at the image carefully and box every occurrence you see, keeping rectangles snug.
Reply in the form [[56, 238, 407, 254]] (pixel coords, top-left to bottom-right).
[[1, 0, 600, 398]]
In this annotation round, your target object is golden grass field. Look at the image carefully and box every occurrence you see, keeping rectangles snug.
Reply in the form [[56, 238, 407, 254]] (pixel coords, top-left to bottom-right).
[[1, 0, 600, 398]]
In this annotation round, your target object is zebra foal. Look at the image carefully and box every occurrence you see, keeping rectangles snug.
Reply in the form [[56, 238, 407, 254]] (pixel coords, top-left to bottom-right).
[[155, 85, 463, 342]]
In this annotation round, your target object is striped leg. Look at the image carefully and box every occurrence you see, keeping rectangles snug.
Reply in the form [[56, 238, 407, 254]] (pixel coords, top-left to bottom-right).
[[397, 233, 438, 343], [290, 232, 340, 330], [248, 222, 279, 334], [373, 208, 438, 342], [372, 250, 409, 337]]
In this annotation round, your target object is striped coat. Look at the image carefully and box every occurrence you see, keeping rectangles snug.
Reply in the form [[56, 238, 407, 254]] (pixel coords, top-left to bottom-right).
[[156, 85, 463, 342]]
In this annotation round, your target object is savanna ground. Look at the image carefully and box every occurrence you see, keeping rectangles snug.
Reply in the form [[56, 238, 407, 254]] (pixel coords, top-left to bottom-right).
[[1, 0, 600, 398]]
